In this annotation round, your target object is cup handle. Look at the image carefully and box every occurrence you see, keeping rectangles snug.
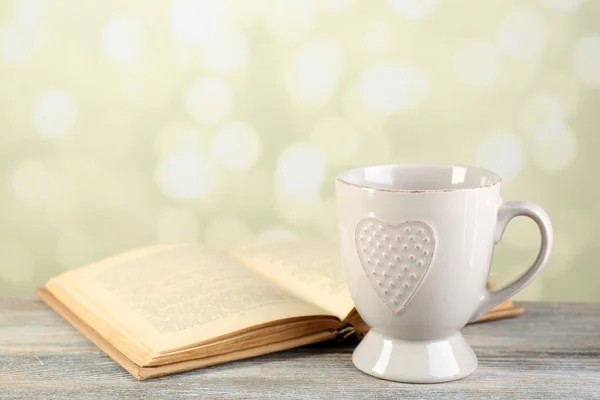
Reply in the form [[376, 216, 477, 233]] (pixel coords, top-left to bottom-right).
[[471, 200, 553, 320]]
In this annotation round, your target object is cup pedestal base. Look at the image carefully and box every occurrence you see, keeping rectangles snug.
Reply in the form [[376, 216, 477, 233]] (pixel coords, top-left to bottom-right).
[[352, 330, 477, 383]]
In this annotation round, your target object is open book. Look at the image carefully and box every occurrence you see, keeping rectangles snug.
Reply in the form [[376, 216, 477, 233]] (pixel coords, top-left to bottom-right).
[[38, 241, 523, 380]]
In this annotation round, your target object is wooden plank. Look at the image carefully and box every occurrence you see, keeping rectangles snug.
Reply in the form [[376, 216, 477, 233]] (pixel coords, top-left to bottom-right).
[[0, 300, 599, 399]]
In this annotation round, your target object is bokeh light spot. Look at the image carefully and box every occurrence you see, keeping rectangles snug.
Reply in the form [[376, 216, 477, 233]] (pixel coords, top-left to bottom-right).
[[475, 132, 524, 181], [170, 0, 227, 44], [285, 36, 345, 105], [156, 153, 216, 200], [276, 143, 326, 200], [387, 0, 437, 20], [33, 90, 76, 138], [211, 121, 261, 170], [185, 77, 234, 125], [318, 0, 351, 13], [156, 124, 204, 159], [0, 25, 35, 63], [14, 0, 47, 29], [359, 63, 428, 114], [226, 0, 267, 28], [11, 159, 53, 205], [498, 8, 549, 59], [102, 14, 144, 63], [341, 87, 386, 130], [266, 0, 316, 43], [573, 35, 600, 86], [202, 28, 248, 73], [310, 116, 358, 167], [542, 0, 583, 13], [544, 73, 580, 117], [518, 90, 566, 136], [531, 120, 578, 173], [453, 39, 501, 87]]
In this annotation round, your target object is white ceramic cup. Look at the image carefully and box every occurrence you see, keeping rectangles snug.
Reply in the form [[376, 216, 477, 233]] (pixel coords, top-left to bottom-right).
[[336, 163, 552, 383]]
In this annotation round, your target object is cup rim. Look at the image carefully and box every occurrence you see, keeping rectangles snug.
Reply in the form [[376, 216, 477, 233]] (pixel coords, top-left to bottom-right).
[[336, 162, 502, 193]]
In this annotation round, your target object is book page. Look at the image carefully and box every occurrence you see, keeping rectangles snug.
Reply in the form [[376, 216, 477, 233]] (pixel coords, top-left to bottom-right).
[[227, 241, 354, 320], [47, 243, 331, 354]]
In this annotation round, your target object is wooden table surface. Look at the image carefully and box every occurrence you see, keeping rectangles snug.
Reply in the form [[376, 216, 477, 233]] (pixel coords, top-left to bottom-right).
[[0, 300, 599, 399]]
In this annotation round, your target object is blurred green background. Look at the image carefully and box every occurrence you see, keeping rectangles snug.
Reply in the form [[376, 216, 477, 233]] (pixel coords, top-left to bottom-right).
[[0, 0, 597, 300]]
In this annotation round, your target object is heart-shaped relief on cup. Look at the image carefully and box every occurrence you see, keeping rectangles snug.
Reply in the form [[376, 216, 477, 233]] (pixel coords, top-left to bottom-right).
[[355, 218, 436, 314]]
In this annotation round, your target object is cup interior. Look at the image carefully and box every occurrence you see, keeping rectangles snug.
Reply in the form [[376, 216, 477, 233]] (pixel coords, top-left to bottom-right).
[[337, 163, 501, 192]]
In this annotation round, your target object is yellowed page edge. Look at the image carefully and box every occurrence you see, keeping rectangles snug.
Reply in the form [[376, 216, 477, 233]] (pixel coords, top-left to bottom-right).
[[50, 243, 334, 356], [38, 288, 337, 381]]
